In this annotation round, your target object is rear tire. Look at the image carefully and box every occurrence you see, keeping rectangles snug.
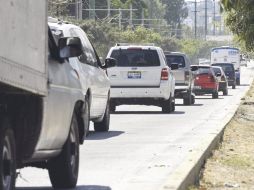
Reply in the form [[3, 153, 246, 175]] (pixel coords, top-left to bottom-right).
[[48, 113, 79, 189], [212, 91, 219, 99], [223, 88, 228, 96], [236, 78, 240, 85], [183, 95, 191, 105], [109, 103, 116, 113], [94, 100, 110, 132], [191, 94, 195, 104], [0, 119, 16, 190], [232, 84, 236, 89], [162, 97, 173, 113], [171, 98, 175, 112]]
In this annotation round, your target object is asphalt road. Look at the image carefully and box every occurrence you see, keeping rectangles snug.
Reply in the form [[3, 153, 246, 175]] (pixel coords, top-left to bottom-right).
[[16, 64, 254, 190]]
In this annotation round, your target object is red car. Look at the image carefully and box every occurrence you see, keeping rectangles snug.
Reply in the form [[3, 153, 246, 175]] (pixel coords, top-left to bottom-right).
[[191, 65, 219, 99]]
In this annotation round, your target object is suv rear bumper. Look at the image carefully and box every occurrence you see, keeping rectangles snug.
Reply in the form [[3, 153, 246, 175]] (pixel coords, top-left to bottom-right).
[[227, 80, 235, 86], [193, 88, 216, 95], [110, 97, 168, 106], [110, 85, 171, 100]]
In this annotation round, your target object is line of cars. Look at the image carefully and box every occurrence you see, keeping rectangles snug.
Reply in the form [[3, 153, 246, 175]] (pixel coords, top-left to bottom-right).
[[49, 19, 241, 128], [45, 19, 241, 188]]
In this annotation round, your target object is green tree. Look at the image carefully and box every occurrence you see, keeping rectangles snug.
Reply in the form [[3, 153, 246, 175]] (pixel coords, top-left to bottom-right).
[[48, 0, 72, 17], [220, 0, 254, 51], [161, 0, 188, 28]]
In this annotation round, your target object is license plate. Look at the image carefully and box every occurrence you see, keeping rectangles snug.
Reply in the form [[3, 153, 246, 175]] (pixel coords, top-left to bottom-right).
[[128, 71, 141, 79], [194, 86, 202, 89]]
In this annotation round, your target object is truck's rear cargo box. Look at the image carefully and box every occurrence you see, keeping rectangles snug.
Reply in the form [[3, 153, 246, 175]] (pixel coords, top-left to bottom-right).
[[0, 0, 47, 95]]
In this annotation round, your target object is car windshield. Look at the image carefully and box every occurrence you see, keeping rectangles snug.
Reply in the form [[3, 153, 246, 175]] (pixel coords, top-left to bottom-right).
[[212, 64, 234, 72], [165, 55, 185, 68], [110, 49, 160, 67]]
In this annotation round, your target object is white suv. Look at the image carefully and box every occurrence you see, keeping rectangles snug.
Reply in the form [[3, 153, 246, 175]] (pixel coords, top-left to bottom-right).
[[49, 20, 115, 135], [107, 44, 176, 113]]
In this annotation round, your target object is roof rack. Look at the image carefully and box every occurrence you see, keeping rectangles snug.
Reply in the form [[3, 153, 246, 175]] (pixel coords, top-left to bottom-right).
[[48, 17, 69, 25], [115, 43, 155, 47]]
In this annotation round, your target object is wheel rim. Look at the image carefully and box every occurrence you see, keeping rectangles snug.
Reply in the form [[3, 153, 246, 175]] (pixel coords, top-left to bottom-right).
[[69, 124, 78, 178], [2, 135, 12, 190]]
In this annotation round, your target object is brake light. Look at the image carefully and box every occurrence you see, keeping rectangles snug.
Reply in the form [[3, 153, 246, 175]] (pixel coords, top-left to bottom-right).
[[185, 71, 190, 84], [209, 74, 216, 82], [161, 68, 169, 80]]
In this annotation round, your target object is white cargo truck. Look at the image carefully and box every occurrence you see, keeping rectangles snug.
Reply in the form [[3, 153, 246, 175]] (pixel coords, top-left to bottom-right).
[[0, 1, 89, 189], [211, 46, 241, 85]]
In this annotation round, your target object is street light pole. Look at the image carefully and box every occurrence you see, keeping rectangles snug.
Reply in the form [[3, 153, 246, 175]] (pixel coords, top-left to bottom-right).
[[213, 0, 216, 35]]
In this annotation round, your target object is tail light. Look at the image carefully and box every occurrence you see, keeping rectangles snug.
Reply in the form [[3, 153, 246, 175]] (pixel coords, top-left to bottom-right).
[[185, 71, 190, 84], [209, 74, 216, 82], [161, 68, 169, 80]]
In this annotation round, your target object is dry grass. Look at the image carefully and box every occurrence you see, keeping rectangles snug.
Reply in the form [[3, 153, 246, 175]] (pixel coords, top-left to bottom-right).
[[191, 81, 254, 190]]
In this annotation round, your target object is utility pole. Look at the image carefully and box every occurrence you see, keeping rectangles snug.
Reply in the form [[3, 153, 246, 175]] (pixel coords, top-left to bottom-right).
[[107, 0, 111, 17], [194, 0, 197, 38], [213, 0, 216, 35], [119, 8, 122, 29], [75, 0, 79, 20], [129, 3, 133, 26], [205, 0, 208, 39], [89, 0, 95, 20], [141, 8, 144, 26]]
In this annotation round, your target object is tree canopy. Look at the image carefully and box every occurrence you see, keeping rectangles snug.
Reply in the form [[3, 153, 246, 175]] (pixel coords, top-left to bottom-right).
[[161, 0, 188, 28], [220, 0, 254, 51]]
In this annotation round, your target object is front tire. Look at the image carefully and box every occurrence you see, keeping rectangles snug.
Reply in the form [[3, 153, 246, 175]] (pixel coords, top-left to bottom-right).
[[0, 119, 16, 190], [94, 100, 110, 132], [83, 96, 90, 137], [48, 113, 79, 189]]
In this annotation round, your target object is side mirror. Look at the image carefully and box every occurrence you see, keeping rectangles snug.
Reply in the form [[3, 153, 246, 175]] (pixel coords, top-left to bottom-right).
[[104, 58, 117, 68], [191, 66, 198, 72], [170, 63, 179, 70], [58, 37, 82, 58], [216, 73, 221, 77]]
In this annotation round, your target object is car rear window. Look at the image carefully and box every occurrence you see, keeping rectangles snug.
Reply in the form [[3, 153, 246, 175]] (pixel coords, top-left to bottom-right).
[[212, 64, 234, 72], [110, 49, 160, 67], [212, 67, 221, 75], [165, 55, 185, 68], [195, 67, 212, 75]]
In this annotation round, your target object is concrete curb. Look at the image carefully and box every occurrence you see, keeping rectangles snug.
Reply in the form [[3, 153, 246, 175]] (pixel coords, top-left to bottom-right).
[[160, 75, 254, 190]]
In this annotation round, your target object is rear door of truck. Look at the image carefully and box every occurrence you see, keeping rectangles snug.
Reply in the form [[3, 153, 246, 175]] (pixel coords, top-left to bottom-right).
[[0, 0, 48, 95]]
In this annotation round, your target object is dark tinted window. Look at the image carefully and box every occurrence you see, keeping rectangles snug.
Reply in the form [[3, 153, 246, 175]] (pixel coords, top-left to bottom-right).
[[165, 55, 185, 68], [212, 67, 221, 75], [195, 67, 212, 75], [212, 64, 234, 72], [70, 28, 98, 67], [110, 49, 160, 67]]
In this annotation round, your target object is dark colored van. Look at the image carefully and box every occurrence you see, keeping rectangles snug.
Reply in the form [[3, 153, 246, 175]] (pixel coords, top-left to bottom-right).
[[211, 63, 236, 89]]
